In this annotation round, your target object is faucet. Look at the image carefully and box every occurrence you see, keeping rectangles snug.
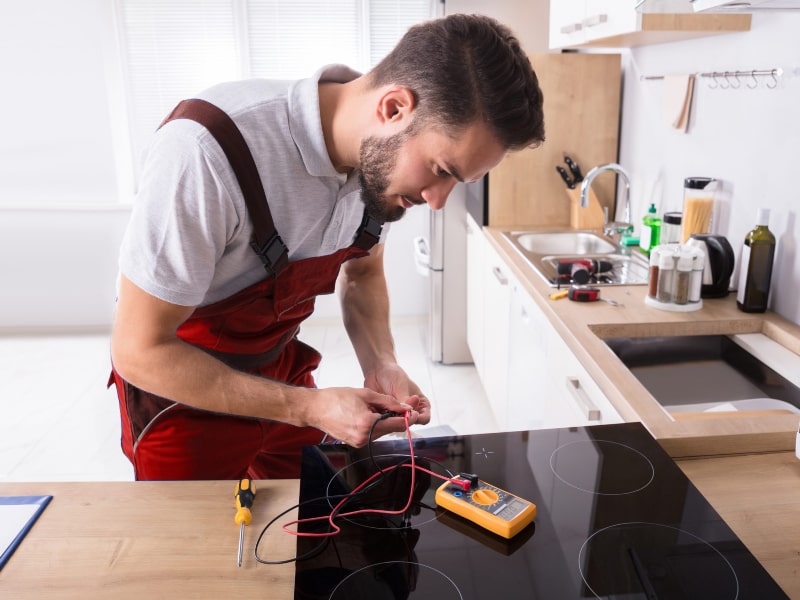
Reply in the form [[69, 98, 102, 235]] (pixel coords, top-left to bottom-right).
[[579, 163, 632, 237]]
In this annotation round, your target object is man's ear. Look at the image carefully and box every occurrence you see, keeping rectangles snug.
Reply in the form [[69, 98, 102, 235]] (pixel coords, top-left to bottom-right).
[[376, 86, 416, 125]]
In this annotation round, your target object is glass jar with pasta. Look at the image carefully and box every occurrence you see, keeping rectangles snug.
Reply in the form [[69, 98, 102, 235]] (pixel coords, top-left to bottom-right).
[[681, 177, 716, 243]]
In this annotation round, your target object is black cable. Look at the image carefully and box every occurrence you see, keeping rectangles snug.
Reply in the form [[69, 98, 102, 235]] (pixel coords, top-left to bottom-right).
[[254, 411, 403, 565]]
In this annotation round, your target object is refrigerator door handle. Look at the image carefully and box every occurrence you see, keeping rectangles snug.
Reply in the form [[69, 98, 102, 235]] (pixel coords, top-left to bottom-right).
[[413, 236, 431, 277]]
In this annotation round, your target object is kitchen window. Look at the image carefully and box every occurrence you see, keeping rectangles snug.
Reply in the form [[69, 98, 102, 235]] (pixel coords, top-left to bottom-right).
[[116, 0, 438, 191]]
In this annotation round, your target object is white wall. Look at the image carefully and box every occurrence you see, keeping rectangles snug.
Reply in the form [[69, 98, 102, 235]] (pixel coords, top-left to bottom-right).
[[0, 0, 429, 330], [619, 13, 800, 324], [0, 0, 128, 331]]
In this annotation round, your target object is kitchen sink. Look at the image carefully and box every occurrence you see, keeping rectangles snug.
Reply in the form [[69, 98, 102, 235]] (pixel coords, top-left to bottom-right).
[[511, 231, 617, 255], [501, 229, 649, 286], [604, 333, 800, 416]]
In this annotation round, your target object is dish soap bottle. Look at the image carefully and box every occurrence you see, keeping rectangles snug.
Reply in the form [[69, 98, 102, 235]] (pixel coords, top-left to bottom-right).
[[639, 203, 661, 254], [736, 208, 776, 313]]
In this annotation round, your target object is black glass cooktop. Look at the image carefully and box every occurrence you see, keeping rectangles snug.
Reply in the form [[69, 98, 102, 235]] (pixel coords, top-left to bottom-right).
[[291, 422, 787, 599]]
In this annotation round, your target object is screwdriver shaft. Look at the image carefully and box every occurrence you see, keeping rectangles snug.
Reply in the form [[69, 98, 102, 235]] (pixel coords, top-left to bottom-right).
[[237, 522, 245, 567]]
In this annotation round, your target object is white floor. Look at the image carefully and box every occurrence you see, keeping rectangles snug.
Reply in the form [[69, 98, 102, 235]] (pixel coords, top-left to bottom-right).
[[0, 316, 496, 482]]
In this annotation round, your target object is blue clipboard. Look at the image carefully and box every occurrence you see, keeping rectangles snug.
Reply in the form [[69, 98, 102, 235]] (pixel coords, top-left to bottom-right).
[[0, 495, 53, 570]]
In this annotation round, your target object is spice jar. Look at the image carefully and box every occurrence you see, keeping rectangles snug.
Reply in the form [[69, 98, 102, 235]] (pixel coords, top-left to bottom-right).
[[645, 244, 704, 312], [688, 248, 705, 303], [657, 249, 675, 303], [648, 246, 661, 299], [674, 252, 692, 305]]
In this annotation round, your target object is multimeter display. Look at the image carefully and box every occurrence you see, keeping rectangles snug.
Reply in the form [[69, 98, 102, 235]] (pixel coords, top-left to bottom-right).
[[435, 477, 536, 539]]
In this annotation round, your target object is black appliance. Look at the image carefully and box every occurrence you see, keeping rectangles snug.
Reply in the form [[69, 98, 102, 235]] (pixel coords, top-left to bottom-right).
[[291, 423, 786, 599], [686, 234, 735, 298]]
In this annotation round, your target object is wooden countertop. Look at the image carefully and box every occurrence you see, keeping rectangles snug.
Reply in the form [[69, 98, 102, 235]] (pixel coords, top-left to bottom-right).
[[677, 451, 800, 598], [485, 226, 800, 458], [0, 480, 299, 599], [2, 456, 798, 597]]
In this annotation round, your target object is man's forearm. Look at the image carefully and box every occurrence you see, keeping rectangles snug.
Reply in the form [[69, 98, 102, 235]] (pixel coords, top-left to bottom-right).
[[112, 334, 314, 425], [338, 248, 398, 376]]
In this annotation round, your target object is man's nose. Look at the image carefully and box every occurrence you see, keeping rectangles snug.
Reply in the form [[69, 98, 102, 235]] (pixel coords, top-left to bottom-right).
[[421, 179, 457, 210]]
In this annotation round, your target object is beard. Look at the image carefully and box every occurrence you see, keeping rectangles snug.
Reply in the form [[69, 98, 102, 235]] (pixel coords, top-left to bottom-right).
[[358, 130, 410, 224]]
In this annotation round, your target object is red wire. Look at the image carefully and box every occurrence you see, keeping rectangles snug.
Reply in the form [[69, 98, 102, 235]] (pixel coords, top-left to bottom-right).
[[281, 412, 466, 538]]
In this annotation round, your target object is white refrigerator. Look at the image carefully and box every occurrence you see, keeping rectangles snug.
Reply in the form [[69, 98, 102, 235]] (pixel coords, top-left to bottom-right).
[[413, 181, 483, 364]]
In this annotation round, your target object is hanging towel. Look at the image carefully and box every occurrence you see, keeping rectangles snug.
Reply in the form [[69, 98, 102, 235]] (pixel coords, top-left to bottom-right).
[[663, 74, 695, 133]]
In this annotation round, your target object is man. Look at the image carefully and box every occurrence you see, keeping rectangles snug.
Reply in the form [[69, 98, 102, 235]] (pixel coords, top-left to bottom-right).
[[109, 13, 545, 481]]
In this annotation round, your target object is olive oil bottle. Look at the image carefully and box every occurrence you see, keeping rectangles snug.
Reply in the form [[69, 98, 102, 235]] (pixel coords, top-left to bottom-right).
[[736, 209, 776, 313]]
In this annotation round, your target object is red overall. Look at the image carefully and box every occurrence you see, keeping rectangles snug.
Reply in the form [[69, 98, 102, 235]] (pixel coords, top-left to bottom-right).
[[109, 99, 382, 481]]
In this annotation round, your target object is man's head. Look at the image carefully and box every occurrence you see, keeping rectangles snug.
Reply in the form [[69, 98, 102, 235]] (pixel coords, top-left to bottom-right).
[[368, 13, 545, 153], [357, 14, 544, 222]]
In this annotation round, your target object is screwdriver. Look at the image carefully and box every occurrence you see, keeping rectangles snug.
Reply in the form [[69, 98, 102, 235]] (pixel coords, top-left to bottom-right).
[[234, 478, 256, 567]]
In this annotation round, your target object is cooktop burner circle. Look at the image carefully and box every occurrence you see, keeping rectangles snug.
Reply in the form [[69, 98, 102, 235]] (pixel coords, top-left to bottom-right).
[[328, 561, 464, 599], [579, 522, 740, 599], [325, 453, 451, 530], [550, 440, 655, 495]]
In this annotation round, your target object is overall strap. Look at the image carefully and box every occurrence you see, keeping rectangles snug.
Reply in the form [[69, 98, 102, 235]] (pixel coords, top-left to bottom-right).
[[161, 98, 384, 262], [160, 98, 289, 277]]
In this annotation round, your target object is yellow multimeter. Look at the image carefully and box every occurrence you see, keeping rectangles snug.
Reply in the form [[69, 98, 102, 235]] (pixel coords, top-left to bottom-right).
[[434, 476, 536, 539]]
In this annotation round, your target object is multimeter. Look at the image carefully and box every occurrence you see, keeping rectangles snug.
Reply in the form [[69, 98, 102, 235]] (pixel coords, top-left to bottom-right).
[[435, 476, 536, 539]]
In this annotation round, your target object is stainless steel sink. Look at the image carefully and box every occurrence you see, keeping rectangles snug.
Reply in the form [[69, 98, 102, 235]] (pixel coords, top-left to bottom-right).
[[501, 229, 649, 286], [512, 231, 617, 255]]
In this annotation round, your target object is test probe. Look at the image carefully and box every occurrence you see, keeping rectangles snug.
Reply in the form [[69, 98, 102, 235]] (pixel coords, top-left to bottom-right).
[[235, 478, 256, 567]]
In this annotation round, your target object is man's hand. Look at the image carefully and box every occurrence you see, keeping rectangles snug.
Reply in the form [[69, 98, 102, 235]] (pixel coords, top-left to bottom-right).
[[302, 386, 421, 447], [364, 363, 432, 427]]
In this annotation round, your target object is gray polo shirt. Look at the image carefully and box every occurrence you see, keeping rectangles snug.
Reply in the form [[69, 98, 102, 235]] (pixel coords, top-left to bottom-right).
[[119, 65, 386, 308]]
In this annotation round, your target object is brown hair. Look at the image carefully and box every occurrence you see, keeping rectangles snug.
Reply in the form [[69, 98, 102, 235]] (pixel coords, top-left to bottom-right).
[[368, 13, 545, 151]]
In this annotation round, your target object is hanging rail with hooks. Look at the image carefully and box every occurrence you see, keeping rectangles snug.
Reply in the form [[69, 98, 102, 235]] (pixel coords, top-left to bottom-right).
[[641, 68, 783, 89]]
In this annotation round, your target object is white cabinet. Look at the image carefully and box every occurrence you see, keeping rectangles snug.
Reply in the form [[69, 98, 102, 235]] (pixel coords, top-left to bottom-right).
[[548, 1, 588, 49], [507, 280, 550, 430], [544, 323, 624, 428], [482, 235, 513, 424], [549, 0, 751, 49], [466, 223, 623, 431], [466, 214, 512, 425], [465, 214, 485, 378], [507, 280, 622, 431]]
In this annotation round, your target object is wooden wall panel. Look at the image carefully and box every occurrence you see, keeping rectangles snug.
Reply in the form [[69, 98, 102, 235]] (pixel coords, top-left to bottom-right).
[[488, 53, 622, 229]]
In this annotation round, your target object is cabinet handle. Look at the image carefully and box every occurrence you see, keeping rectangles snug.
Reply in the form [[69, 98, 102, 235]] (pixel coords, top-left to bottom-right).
[[560, 22, 582, 34], [566, 376, 601, 421], [492, 266, 508, 285], [581, 13, 608, 28]]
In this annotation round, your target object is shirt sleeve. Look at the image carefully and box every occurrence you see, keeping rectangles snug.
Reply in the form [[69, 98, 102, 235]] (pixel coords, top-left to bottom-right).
[[118, 120, 244, 307]]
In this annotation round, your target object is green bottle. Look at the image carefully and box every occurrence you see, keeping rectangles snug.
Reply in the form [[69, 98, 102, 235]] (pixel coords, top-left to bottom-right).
[[639, 203, 661, 254], [736, 208, 776, 313]]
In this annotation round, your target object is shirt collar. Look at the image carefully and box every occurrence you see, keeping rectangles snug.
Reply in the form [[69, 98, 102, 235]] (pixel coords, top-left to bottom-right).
[[287, 64, 361, 181]]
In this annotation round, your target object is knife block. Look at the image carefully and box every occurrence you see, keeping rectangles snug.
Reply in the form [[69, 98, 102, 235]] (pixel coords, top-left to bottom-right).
[[567, 187, 605, 230]]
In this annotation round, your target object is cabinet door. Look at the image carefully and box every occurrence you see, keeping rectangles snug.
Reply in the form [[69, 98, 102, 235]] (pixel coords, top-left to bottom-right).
[[507, 281, 550, 431], [581, 0, 639, 41], [546, 327, 623, 428], [548, 1, 587, 50], [482, 239, 512, 426], [465, 214, 485, 377]]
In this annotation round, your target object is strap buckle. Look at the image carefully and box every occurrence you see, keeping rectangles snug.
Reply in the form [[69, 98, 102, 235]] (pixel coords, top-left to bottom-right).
[[353, 213, 384, 250], [250, 233, 288, 276]]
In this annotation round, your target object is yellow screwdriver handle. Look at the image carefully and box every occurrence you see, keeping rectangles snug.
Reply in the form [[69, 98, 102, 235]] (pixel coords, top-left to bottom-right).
[[234, 478, 256, 526]]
